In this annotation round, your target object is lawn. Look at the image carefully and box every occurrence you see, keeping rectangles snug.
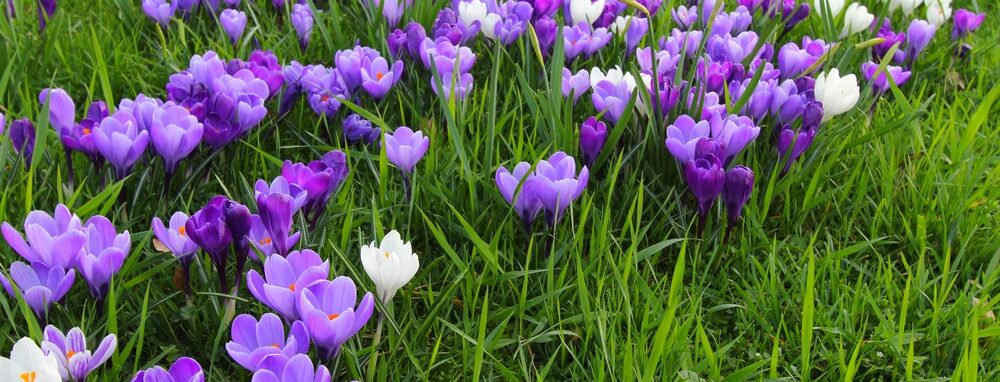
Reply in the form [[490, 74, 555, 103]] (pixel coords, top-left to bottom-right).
[[0, 0, 998, 380]]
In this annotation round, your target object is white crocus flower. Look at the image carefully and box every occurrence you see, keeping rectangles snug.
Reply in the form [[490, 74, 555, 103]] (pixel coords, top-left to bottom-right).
[[458, 0, 489, 30], [361, 230, 419, 304], [813, 0, 845, 17], [814, 69, 860, 122], [888, 0, 922, 16], [569, 0, 605, 27], [610, 16, 631, 35], [0, 338, 62, 382], [840, 3, 874, 37], [926, 0, 952, 26]]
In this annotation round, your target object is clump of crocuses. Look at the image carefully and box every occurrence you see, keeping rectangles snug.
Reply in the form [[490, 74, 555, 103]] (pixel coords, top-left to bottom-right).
[[496, 152, 589, 233]]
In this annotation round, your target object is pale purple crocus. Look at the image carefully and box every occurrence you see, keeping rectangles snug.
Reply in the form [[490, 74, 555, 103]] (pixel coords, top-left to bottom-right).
[[709, 114, 759, 164], [38, 88, 75, 135], [255, 176, 308, 215], [246, 249, 329, 321], [419, 37, 476, 75], [906, 19, 936, 61], [530, 152, 589, 226], [62, 101, 108, 170], [291, 4, 313, 51], [861, 61, 911, 94], [533, 16, 557, 55], [300, 65, 350, 118], [360, 57, 404, 99], [151, 212, 200, 294], [0, 262, 75, 322], [624, 16, 648, 52], [777, 42, 820, 80], [37, 0, 56, 31], [149, 105, 204, 177], [226, 313, 310, 372], [130, 357, 204, 382], [430, 72, 475, 101], [41, 325, 117, 382], [77, 215, 130, 301], [496, 162, 544, 232], [246, 215, 281, 259], [385, 126, 430, 174], [562, 68, 590, 103], [220, 9, 247, 45], [142, 0, 174, 27], [296, 277, 375, 360], [335, 45, 381, 91], [280, 151, 349, 226], [664, 115, 712, 164], [672, 5, 698, 29], [1, 203, 86, 269], [250, 353, 331, 382], [92, 110, 149, 180], [591, 78, 631, 124]]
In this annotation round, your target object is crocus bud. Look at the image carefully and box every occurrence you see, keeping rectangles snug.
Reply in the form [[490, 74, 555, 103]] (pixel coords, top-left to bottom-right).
[[220, 9, 247, 45], [801, 101, 824, 130], [291, 4, 313, 51], [722, 166, 753, 242], [952, 9, 984, 40], [142, 0, 175, 27], [404, 22, 427, 59], [906, 19, 936, 60], [579, 116, 607, 167], [10, 118, 37, 169], [840, 3, 874, 38], [343, 113, 380, 147], [360, 230, 419, 304], [533, 17, 557, 55], [683, 152, 725, 235], [388, 28, 407, 59]]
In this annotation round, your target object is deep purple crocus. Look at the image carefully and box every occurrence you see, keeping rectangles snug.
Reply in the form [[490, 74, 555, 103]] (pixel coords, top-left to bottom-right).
[[255, 177, 308, 215], [776, 124, 816, 174], [496, 162, 544, 232], [709, 114, 759, 164], [2, 203, 85, 269], [130, 357, 204, 382], [343, 113, 381, 147], [280, 151, 349, 226], [246, 249, 329, 321], [77, 215, 130, 300], [185, 196, 234, 291], [291, 4, 313, 51], [223, 199, 252, 290], [150, 105, 204, 176], [300, 65, 350, 118], [385, 126, 430, 174], [250, 353, 331, 382], [226, 313, 310, 372], [220, 9, 247, 45], [296, 276, 375, 360], [533, 17, 557, 55], [9, 118, 36, 169], [37, 0, 56, 31], [41, 325, 117, 382], [952, 9, 985, 40], [0, 262, 75, 321], [529, 152, 589, 226], [683, 152, 725, 235], [579, 117, 607, 167], [62, 101, 109, 171], [255, 193, 299, 257], [722, 166, 753, 243], [92, 110, 149, 180]]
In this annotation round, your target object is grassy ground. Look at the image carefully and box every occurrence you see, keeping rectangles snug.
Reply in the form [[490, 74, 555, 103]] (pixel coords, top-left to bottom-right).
[[1, 0, 999, 380]]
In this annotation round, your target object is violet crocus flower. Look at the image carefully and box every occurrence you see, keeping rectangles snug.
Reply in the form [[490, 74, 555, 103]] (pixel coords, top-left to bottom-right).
[[251, 353, 331, 382], [291, 4, 313, 51], [419, 37, 476, 74], [247, 249, 329, 321], [77, 215, 130, 301], [335, 45, 380, 91], [296, 276, 375, 360], [709, 114, 759, 164], [149, 105, 204, 177], [38, 88, 75, 136], [385, 126, 430, 174], [624, 16, 649, 52], [142, 0, 174, 27], [906, 19, 936, 61], [777, 42, 820, 80], [255, 193, 299, 257], [861, 62, 911, 94], [430, 72, 475, 101], [207, 69, 269, 145], [300, 65, 350, 118], [672, 5, 698, 29], [0, 262, 75, 322], [185, 196, 233, 291], [280, 151, 349, 225], [562, 68, 591, 103], [41, 326, 116, 382], [403, 21, 427, 59], [246, 214, 282, 259], [533, 17, 557, 55], [665, 115, 712, 164], [343, 113, 381, 146], [226, 313, 310, 372], [62, 101, 108, 169], [255, 177, 308, 214], [220, 9, 247, 45], [952, 9, 984, 40], [361, 57, 404, 99], [722, 165, 753, 243], [432, 7, 478, 45], [591, 78, 631, 124], [37, 0, 56, 31], [776, 124, 816, 174], [223, 199, 252, 290], [1, 203, 85, 269], [151, 212, 200, 295], [9, 118, 36, 169], [530, 152, 589, 226], [279, 61, 306, 116], [388, 28, 408, 60], [579, 116, 606, 167], [92, 110, 149, 180], [683, 152, 725, 235], [873, 20, 907, 63], [496, 162, 544, 231], [130, 357, 204, 382]]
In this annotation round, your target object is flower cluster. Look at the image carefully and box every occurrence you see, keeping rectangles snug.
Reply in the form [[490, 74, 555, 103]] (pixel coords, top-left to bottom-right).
[[496, 152, 590, 232], [280, 45, 404, 119]]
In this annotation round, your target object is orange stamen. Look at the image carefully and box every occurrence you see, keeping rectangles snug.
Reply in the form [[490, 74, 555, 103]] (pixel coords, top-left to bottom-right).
[[327, 313, 340, 320], [376, 72, 384, 81], [20, 372, 37, 382], [178, 226, 186, 236], [82, 127, 91, 135], [289, 283, 296, 291], [66, 350, 76, 359]]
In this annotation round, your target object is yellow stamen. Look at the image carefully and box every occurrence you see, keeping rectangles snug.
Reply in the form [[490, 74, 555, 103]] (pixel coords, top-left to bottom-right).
[[21, 372, 37, 382], [260, 237, 272, 245], [383, 251, 391, 259]]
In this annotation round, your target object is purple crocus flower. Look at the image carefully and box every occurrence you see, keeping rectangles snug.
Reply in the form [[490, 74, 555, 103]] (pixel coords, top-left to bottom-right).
[[220, 9, 247, 45], [708, 31, 759, 63], [92, 110, 149, 180], [255, 193, 299, 257], [709, 114, 759, 164], [697, 60, 732, 94], [530, 152, 589, 226], [496, 162, 544, 231], [776, 124, 816, 174], [579, 116, 606, 167], [62, 101, 108, 169], [906, 19, 936, 61], [130, 357, 204, 382], [280, 151, 349, 225], [430, 72, 475, 101], [250, 353, 331, 382], [533, 17, 557, 55], [591, 78, 631, 124], [873, 20, 906, 63], [0, 112, 4, 135], [335, 45, 380, 91], [385, 126, 430, 174], [562, 68, 590, 103], [185, 196, 233, 291], [38, 88, 75, 135], [9, 118, 36, 169], [207, 69, 269, 144], [78, 215, 130, 300], [255, 176, 308, 215], [722, 165, 753, 243], [151, 212, 200, 295], [625, 16, 648, 52], [952, 9, 985, 40], [861, 61, 911, 94], [142, 0, 174, 27], [2, 203, 85, 269], [419, 37, 476, 74], [777, 42, 819, 80], [562, 23, 591, 61], [360, 57, 404, 99], [246, 214, 281, 259], [41, 325, 116, 382], [0, 262, 75, 321], [683, 152, 725, 234], [149, 105, 204, 176], [37, 0, 56, 31], [247, 249, 328, 321], [226, 313, 310, 372], [343, 113, 381, 147], [665, 115, 711, 164], [300, 65, 350, 118], [403, 21, 427, 59], [279, 61, 306, 116], [223, 199, 252, 290], [291, 4, 313, 51], [432, 7, 478, 45], [388, 28, 408, 60], [246, 50, 286, 98], [296, 276, 375, 360], [672, 5, 698, 29]]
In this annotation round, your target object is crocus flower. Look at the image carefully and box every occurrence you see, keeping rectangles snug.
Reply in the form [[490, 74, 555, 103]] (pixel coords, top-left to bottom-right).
[[77, 215, 130, 300], [622, 16, 648, 52], [255, 177, 308, 215], [360, 57, 404, 99], [777, 42, 820, 80], [2, 204, 86, 269], [812, 0, 844, 16], [0, 338, 61, 382], [840, 3, 873, 37], [92, 110, 149, 180], [223, 199, 252, 290], [149, 105, 204, 176], [246, 215, 279, 259], [385, 126, 430, 174], [38, 88, 75, 135], [220, 9, 247, 45], [419, 37, 476, 74], [906, 19, 936, 60], [861, 62, 911, 94], [926, 0, 952, 27], [591, 77, 631, 124], [41, 326, 116, 382], [568, 0, 604, 26], [672, 5, 698, 29], [531, 152, 589, 226], [709, 114, 759, 164], [683, 153, 725, 234], [226, 313, 310, 372], [360, 230, 419, 304], [579, 116, 607, 167], [722, 166, 753, 243], [250, 353, 331, 382], [142, 0, 174, 27], [296, 276, 375, 360], [61, 101, 108, 169], [9, 118, 36, 168], [813, 68, 859, 122], [776, 124, 817, 173], [432, 7, 478, 45], [300, 65, 350, 118], [562, 68, 591, 103], [533, 17, 557, 55], [664, 115, 711, 164], [495, 162, 544, 231], [255, 193, 299, 257], [430, 72, 475, 101], [952, 9, 984, 39], [37, 0, 56, 31], [151, 212, 200, 295], [873, 21, 907, 63], [388, 28, 408, 60], [0, 262, 75, 321], [130, 357, 204, 382], [0, 113, 4, 135], [888, 0, 920, 16], [402, 21, 427, 59], [185, 196, 233, 291], [343, 113, 381, 147], [280, 151, 349, 225], [292, 4, 313, 51]]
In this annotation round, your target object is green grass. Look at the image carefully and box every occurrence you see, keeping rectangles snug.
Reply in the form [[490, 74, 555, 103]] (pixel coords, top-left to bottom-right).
[[1, 0, 1000, 380]]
